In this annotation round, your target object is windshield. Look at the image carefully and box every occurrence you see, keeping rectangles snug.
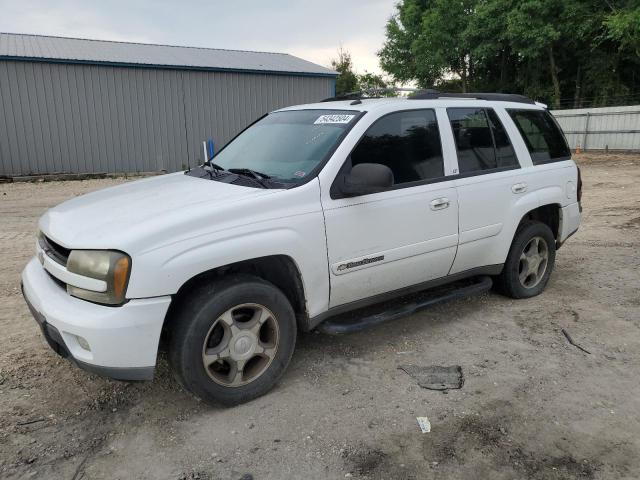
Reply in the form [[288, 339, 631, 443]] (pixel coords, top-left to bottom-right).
[[213, 110, 360, 183]]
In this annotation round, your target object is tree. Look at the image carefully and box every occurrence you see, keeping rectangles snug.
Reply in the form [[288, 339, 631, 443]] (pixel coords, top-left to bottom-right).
[[358, 71, 388, 92], [379, 0, 477, 91], [330, 48, 359, 96], [505, 0, 564, 107], [604, 4, 640, 56], [463, 0, 516, 93], [379, 0, 640, 107]]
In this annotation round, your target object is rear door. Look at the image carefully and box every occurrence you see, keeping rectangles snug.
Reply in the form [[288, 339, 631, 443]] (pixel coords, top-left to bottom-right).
[[320, 109, 459, 307], [447, 107, 526, 274]]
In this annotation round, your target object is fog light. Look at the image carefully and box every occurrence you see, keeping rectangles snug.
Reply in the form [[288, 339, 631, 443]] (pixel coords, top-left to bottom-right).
[[76, 335, 91, 351]]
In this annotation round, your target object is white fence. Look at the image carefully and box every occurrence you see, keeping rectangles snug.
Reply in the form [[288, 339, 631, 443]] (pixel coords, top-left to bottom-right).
[[551, 105, 640, 151]]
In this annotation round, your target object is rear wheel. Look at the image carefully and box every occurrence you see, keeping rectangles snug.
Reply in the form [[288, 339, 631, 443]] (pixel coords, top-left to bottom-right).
[[169, 275, 296, 406], [495, 221, 556, 299]]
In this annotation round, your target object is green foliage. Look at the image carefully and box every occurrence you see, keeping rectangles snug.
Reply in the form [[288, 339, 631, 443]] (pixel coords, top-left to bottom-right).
[[330, 48, 359, 96], [379, 0, 640, 107], [331, 48, 395, 97], [605, 4, 640, 55], [357, 71, 388, 92]]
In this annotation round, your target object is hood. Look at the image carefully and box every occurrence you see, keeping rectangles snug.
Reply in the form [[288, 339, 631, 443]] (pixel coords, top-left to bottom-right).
[[40, 173, 279, 251]]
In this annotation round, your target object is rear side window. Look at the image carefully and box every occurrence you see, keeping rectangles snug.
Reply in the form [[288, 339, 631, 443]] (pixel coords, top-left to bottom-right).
[[448, 108, 519, 175], [508, 110, 571, 164], [351, 109, 444, 184]]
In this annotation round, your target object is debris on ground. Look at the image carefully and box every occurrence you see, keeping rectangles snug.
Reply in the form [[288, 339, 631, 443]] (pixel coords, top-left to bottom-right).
[[561, 328, 592, 354], [177, 471, 212, 480], [416, 417, 431, 433], [16, 418, 45, 426], [398, 365, 464, 390]]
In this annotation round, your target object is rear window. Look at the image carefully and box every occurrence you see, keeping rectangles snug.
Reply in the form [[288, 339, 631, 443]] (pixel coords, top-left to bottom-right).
[[508, 110, 571, 164]]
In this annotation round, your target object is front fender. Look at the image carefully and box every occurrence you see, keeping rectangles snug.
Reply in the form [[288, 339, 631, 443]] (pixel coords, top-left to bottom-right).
[[127, 212, 329, 315], [126, 212, 330, 317], [125, 180, 330, 318]]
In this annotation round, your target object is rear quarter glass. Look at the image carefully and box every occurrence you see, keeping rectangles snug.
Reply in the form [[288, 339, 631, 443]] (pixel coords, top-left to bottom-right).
[[507, 109, 571, 165]]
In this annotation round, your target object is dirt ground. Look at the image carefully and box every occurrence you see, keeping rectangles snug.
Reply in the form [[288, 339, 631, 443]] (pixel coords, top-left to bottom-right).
[[1, 153, 639, 480]]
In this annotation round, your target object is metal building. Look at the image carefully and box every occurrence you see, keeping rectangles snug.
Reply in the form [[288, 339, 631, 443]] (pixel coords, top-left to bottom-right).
[[0, 33, 337, 176]]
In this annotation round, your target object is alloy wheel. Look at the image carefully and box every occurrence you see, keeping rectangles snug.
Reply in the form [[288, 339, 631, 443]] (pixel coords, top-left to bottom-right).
[[518, 236, 549, 289], [201, 303, 279, 387]]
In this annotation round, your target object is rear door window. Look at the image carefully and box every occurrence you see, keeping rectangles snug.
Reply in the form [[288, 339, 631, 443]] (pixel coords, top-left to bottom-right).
[[507, 110, 571, 164], [447, 108, 519, 175]]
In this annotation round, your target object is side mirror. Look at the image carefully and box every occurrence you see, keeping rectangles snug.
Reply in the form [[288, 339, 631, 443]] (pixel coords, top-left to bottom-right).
[[338, 163, 394, 197]]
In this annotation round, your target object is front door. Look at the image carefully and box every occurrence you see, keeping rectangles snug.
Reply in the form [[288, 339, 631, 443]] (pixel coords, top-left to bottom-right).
[[320, 109, 459, 307]]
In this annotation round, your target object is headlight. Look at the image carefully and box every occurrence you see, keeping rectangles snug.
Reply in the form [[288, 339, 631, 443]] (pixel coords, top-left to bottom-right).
[[66, 250, 131, 305]]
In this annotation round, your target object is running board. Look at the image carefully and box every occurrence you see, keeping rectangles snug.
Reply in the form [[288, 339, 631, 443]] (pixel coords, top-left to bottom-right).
[[317, 276, 493, 335]]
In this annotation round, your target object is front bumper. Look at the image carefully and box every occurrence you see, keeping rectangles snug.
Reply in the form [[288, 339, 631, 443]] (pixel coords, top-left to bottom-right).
[[21, 258, 172, 381]]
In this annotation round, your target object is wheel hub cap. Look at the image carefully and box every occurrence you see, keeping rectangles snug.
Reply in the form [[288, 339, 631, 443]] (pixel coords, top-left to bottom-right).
[[231, 334, 256, 358], [201, 303, 280, 388]]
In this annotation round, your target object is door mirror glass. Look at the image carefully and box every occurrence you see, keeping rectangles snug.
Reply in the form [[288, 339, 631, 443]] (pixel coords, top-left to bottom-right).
[[338, 163, 394, 197]]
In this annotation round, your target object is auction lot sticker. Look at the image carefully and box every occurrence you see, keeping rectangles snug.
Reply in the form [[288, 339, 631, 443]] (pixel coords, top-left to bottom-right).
[[314, 114, 356, 124]]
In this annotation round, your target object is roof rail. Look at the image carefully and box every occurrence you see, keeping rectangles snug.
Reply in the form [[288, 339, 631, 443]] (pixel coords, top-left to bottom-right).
[[408, 90, 536, 104], [321, 88, 537, 105], [321, 87, 422, 102], [321, 91, 365, 102]]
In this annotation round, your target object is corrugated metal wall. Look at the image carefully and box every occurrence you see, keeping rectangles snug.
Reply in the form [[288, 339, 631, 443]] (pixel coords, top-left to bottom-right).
[[0, 60, 335, 176], [552, 105, 640, 151]]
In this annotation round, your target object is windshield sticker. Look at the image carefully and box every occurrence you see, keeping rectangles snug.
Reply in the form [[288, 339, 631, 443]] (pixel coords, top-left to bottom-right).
[[293, 171, 306, 178], [314, 114, 356, 125]]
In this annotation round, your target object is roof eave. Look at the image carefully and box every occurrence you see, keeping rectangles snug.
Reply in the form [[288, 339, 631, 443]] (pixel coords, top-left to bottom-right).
[[0, 55, 339, 78]]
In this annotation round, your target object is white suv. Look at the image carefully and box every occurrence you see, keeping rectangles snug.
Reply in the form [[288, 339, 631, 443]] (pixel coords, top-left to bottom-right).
[[22, 92, 582, 405]]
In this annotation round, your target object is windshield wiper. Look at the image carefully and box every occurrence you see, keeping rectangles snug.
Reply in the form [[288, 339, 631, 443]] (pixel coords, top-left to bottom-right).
[[191, 162, 275, 188], [227, 168, 271, 179], [203, 162, 226, 177], [227, 168, 274, 188]]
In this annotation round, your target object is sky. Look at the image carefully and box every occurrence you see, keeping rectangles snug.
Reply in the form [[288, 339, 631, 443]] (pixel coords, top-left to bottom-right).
[[0, 0, 396, 75]]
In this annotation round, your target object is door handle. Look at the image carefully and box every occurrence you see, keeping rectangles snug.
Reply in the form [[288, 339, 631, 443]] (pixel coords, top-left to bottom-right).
[[430, 197, 450, 210], [512, 182, 527, 194]]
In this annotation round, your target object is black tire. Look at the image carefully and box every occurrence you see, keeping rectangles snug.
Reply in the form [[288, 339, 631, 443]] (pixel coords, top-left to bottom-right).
[[495, 221, 556, 299], [168, 274, 297, 406]]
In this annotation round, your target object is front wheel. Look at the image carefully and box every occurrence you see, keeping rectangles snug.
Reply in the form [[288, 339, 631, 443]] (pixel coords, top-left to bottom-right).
[[495, 221, 556, 299], [168, 275, 297, 406]]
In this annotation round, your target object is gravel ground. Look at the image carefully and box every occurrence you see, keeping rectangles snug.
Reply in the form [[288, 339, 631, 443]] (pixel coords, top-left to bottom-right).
[[0, 153, 639, 480]]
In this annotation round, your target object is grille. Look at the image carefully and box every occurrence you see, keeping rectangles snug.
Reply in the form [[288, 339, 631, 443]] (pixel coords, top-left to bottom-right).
[[40, 234, 71, 266]]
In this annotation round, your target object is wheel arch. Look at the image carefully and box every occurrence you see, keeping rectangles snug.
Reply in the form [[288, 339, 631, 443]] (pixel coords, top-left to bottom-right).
[[516, 203, 561, 242], [161, 255, 310, 348]]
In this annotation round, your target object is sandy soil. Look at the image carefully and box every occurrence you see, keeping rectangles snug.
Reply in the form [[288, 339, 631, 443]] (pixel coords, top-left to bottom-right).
[[0, 153, 639, 480]]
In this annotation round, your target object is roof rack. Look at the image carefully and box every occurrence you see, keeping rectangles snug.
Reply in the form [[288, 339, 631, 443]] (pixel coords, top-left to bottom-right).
[[408, 90, 536, 104], [321, 91, 366, 102], [321, 87, 421, 103], [321, 88, 536, 105]]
